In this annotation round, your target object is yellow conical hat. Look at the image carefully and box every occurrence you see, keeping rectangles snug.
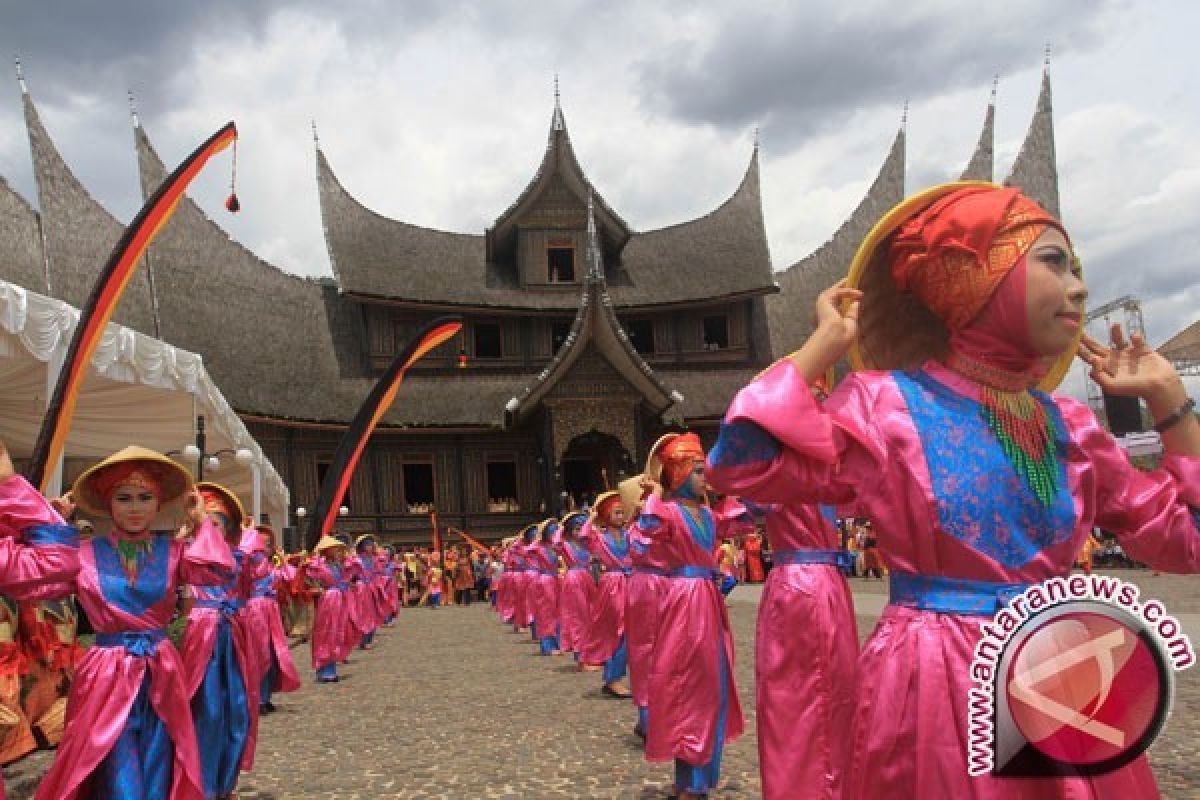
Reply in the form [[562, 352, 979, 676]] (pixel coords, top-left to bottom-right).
[[315, 534, 344, 554], [844, 180, 1077, 391], [73, 445, 192, 517]]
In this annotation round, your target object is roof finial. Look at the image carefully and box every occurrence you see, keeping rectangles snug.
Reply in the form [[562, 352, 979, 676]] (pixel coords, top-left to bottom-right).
[[552, 74, 565, 132], [127, 89, 140, 128], [753, 125, 760, 152], [15, 56, 26, 93], [901, 98, 909, 131], [311, 118, 319, 148], [1043, 43, 1051, 70], [990, 74, 999, 104], [586, 189, 602, 280]]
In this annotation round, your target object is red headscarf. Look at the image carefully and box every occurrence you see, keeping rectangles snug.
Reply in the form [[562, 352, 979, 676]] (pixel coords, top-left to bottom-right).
[[889, 187, 1067, 332], [594, 494, 622, 526], [659, 433, 705, 492], [90, 463, 164, 509]]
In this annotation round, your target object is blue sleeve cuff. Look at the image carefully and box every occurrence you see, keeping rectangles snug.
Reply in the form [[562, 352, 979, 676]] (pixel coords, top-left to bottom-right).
[[639, 514, 663, 532], [720, 573, 738, 596], [710, 420, 781, 468], [25, 523, 80, 548]]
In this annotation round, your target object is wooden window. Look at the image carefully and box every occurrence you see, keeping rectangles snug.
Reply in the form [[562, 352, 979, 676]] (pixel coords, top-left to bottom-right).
[[551, 320, 572, 351], [486, 461, 518, 511], [548, 246, 575, 282], [625, 319, 655, 354], [703, 315, 729, 350], [473, 322, 503, 359], [316, 461, 331, 491], [402, 462, 435, 511]]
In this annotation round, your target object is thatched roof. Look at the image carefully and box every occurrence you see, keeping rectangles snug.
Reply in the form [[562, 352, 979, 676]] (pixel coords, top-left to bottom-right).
[[318, 111, 776, 311], [960, 98, 995, 182], [1160, 318, 1200, 362], [1005, 69, 1060, 219], [0, 176, 45, 294], [766, 128, 906, 356], [509, 197, 676, 420], [20, 89, 158, 335]]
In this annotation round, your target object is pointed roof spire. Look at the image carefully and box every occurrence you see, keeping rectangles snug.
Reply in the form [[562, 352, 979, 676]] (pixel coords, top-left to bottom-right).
[[552, 73, 565, 131], [990, 73, 999, 104], [901, 98, 909, 132], [585, 189, 603, 281], [311, 118, 320, 149], [1044, 42, 1052, 70], [1004, 62, 1059, 217], [960, 83, 996, 182], [753, 125, 760, 152], [15, 56, 26, 94], [127, 89, 140, 128]]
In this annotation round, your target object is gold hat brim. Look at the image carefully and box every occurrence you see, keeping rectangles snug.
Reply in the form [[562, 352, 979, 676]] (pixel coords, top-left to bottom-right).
[[845, 180, 1077, 392], [72, 446, 193, 517], [194, 481, 246, 525], [617, 476, 644, 517], [643, 434, 678, 486], [315, 534, 344, 554]]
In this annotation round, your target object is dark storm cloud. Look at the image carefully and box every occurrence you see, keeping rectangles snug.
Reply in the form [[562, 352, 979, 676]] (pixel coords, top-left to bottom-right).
[[0, 1, 454, 108], [634, 0, 1121, 149]]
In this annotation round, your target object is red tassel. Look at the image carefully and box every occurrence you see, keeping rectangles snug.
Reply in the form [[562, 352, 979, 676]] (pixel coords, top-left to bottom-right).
[[225, 136, 240, 213]]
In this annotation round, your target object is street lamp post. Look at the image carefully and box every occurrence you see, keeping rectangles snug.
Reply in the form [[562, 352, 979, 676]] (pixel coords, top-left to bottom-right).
[[170, 414, 255, 483]]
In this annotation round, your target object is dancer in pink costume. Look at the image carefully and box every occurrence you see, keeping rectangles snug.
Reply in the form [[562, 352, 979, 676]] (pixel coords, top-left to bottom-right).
[[636, 434, 744, 800], [0, 437, 81, 800], [713, 182, 1200, 798], [31, 447, 233, 800], [528, 519, 563, 655], [578, 492, 633, 697], [555, 511, 595, 660], [307, 535, 355, 683], [238, 526, 301, 716]]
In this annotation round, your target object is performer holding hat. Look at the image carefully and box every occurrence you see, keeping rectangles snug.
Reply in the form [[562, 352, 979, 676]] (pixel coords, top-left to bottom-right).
[[713, 182, 1200, 798]]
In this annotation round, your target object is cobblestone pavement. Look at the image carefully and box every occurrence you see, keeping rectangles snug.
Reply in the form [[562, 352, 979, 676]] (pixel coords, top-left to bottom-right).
[[4, 569, 1199, 798]]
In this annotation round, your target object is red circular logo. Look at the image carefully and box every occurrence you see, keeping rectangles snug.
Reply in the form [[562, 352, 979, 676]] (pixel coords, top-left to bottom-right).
[[1005, 610, 1165, 766]]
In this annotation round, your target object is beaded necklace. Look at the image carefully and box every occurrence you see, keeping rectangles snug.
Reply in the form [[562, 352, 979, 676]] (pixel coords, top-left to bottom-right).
[[944, 351, 1060, 507], [114, 534, 154, 586]]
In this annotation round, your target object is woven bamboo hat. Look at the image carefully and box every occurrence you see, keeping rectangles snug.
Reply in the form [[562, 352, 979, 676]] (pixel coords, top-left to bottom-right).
[[845, 180, 1077, 391], [73, 446, 192, 517], [643, 434, 678, 486], [194, 481, 246, 525], [315, 534, 344, 554]]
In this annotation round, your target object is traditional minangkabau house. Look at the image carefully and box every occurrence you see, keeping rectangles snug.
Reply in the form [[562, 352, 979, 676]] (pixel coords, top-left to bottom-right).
[[0, 67, 1061, 545]]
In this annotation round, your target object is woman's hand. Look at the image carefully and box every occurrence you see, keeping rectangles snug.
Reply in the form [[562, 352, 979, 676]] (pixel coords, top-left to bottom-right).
[[814, 279, 863, 354], [786, 280, 863, 383], [1078, 324, 1187, 408], [1079, 323, 1198, 457], [51, 491, 76, 521], [638, 476, 663, 501], [183, 489, 208, 527]]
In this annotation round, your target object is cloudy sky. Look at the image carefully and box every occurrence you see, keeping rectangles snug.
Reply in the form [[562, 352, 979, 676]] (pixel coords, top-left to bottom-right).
[[1, 1, 1197, 399]]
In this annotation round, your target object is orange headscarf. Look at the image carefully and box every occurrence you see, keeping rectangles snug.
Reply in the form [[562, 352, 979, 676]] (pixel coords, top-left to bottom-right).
[[197, 487, 236, 520], [594, 493, 622, 526], [659, 433, 705, 492], [889, 186, 1068, 331], [90, 463, 164, 509]]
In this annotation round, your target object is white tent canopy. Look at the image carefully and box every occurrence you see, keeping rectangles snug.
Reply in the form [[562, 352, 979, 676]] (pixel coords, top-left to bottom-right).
[[0, 279, 290, 530]]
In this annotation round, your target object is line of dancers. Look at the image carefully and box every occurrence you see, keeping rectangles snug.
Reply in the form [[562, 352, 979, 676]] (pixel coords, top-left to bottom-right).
[[492, 182, 1200, 800], [0, 441, 403, 800], [491, 433, 755, 799]]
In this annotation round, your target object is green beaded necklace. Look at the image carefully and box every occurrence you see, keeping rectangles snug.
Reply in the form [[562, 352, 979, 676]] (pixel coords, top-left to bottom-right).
[[946, 352, 1061, 507]]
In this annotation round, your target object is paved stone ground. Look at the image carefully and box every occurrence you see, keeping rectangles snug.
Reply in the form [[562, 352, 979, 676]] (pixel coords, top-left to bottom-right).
[[4, 569, 1199, 798]]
